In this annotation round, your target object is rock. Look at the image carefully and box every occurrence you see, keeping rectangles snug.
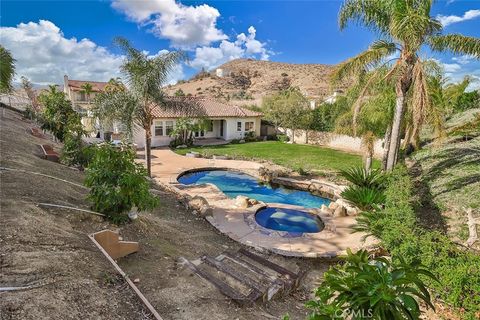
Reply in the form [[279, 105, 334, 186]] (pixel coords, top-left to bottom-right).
[[334, 205, 347, 217], [346, 207, 358, 216], [213, 155, 229, 160], [239, 139, 245, 144], [199, 205, 212, 217], [320, 204, 329, 213], [133, 278, 140, 283], [128, 210, 138, 220], [235, 195, 249, 208], [248, 198, 259, 206], [328, 202, 338, 210], [176, 144, 187, 149]]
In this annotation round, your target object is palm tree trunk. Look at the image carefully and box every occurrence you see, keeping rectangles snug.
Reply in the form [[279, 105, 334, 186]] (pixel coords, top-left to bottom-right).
[[381, 125, 392, 171], [144, 128, 152, 177], [386, 93, 405, 171], [365, 154, 372, 172]]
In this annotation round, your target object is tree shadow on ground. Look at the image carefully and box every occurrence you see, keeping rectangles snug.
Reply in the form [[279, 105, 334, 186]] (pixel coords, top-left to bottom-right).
[[409, 161, 448, 233], [418, 147, 479, 184]]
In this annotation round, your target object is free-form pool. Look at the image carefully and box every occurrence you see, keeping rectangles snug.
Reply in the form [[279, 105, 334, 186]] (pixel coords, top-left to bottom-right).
[[255, 207, 324, 233], [178, 169, 330, 208]]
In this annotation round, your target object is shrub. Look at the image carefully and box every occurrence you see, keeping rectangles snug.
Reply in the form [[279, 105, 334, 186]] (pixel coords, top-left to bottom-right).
[[306, 249, 437, 320], [339, 167, 386, 190], [341, 185, 386, 210], [277, 134, 289, 143], [84, 143, 159, 223], [364, 165, 480, 318]]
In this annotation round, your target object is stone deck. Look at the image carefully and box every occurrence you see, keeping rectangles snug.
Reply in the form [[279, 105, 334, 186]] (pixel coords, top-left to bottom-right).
[[146, 148, 376, 258]]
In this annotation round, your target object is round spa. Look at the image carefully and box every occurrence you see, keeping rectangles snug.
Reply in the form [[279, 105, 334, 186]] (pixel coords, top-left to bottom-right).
[[255, 207, 324, 233]]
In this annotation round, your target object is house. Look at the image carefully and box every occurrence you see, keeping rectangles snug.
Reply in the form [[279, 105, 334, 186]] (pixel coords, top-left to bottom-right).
[[133, 98, 263, 148], [63, 75, 123, 140]]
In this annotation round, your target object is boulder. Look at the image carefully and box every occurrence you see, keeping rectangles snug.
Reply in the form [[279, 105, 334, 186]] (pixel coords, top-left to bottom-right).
[[333, 205, 347, 217], [235, 195, 249, 208], [239, 139, 246, 144], [320, 204, 330, 213], [328, 202, 339, 211], [248, 198, 259, 206], [176, 144, 188, 149]]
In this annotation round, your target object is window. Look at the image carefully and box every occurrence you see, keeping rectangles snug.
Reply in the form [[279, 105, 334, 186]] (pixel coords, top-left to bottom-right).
[[245, 121, 254, 131], [78, 92, 86, 101], [237, 121, 242, 132], [166, 121, 174, 136], [154, 121, 163, 136]]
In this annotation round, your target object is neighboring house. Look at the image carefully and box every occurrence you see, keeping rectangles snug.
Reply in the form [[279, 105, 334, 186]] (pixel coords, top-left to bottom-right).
[[63, 75, 123, 140], [133, 98, 263, 148]]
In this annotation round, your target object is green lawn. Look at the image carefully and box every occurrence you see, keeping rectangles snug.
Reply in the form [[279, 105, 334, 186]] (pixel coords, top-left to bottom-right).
[[175, 141, 379, 173]]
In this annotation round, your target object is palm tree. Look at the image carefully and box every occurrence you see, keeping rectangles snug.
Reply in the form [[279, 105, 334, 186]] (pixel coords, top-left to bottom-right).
[[333, 0, 480, 170], [105, 77, 125, 93], [94, 37, 187, 176], [80, 82, 94, 104], [0, 45, 16, 93]]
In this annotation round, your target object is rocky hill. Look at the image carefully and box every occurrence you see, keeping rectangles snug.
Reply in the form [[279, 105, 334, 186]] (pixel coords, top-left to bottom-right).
[[166, 59, 342, 106]]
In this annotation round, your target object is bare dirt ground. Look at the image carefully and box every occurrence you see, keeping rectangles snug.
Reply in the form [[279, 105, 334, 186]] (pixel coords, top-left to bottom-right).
[[0, 108, 333, 319]]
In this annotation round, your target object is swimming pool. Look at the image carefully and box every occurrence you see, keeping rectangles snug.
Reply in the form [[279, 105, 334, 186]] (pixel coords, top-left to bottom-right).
[[177, 169, 330, 208], [255, 207, 324, 233]]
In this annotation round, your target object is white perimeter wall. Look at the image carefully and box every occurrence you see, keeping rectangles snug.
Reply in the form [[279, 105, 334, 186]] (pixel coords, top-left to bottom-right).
[[279, 127, 384, 158]]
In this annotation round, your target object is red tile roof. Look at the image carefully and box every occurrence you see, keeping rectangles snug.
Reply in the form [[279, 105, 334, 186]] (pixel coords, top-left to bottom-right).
[[67, 80, 108, 92], [150, 98, 263, 119]]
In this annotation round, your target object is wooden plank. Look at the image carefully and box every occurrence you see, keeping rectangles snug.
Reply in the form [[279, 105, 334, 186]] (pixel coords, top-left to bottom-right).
[[89, 234, 163, 320], [180, 257, 249, 303], [223, 252, 276, 281], [238, 248, 297, 278], [202, 256, 265, 293]]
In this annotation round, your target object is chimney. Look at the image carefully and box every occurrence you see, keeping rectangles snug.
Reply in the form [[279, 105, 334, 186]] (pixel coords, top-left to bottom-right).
[[63, 75, 69, 97]]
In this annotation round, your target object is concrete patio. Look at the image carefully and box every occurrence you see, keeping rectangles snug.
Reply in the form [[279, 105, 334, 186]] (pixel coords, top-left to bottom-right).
[[145, 148, 376, 258]]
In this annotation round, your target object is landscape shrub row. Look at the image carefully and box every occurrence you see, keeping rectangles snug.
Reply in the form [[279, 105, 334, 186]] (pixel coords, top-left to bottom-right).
[[362, 166, 480, 319]]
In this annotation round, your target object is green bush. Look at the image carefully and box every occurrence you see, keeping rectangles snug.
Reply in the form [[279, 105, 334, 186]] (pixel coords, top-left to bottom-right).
[[341, 186, 386, 210], [306, 249, 437, 320], [84, 143, 159, 223], [362, 165, 480, 318], [277, 134, 289, 142]]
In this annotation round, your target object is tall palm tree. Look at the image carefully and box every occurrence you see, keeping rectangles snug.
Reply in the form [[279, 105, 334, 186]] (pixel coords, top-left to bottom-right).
[[105, 77, 125, 93], [94, 37, 187, 176], [333, 0, 480, 170], [0, 45, 16, 93], [80, 82, 94, 104]]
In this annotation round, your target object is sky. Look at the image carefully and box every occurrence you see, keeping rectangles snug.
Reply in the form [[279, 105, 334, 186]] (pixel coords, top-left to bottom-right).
[[1, 0, 479, 89]]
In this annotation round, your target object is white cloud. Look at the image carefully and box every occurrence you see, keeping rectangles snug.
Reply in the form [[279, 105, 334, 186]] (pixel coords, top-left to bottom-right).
[[452, 55, 476, 65], [442, 62, 461, 73], [437, 9, 480, 27], [111, 0, 227, 49], [0, 20, 123, 85], [190, 26, 270, 70]]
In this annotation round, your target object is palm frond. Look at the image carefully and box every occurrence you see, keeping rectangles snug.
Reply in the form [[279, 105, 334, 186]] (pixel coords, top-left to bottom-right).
[[0, 45, 16, 93], [331, 40, 397, 84], [409, 59, 431, 148], [429, 34, 480, 58], [338, 0, 391, 34]]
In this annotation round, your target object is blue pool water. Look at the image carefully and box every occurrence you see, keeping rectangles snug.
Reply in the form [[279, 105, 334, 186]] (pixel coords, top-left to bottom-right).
[[178, 170, 330, 208], [255, 207, 324, 233]]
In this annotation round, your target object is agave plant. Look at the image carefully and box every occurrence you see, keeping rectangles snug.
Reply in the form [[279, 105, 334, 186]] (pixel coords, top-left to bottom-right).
[[306, 249, 437, 320], [339, 167, 387, 190], [341, 185, 386, 210]]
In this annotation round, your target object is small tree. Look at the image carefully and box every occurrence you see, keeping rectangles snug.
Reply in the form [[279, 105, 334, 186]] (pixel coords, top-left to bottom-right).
[[21, 76, 40, 114], [84, 143, 159, 223], [60, 113, 90, 168], [80, 82, 94, 104], [174, 88, 186, 97], [38, 85, 77, 141]]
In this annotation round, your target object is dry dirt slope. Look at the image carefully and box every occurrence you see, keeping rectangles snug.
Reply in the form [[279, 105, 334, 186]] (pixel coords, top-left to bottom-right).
[[166, 59, 341, 106], [0, 109, 152, 319]]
